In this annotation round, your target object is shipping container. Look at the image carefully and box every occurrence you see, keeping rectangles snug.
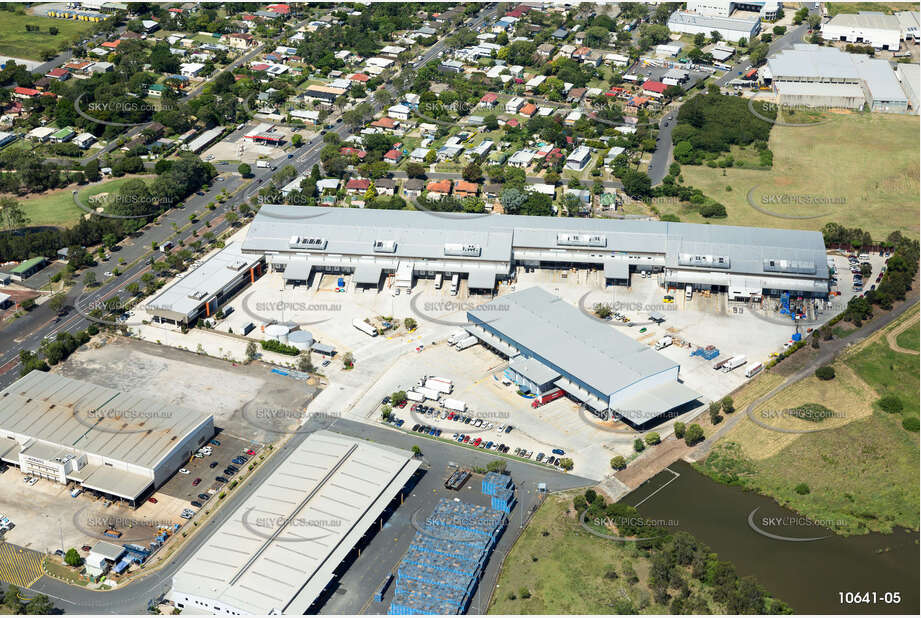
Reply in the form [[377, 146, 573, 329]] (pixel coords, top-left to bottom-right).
[[531, 388, 564, 408]]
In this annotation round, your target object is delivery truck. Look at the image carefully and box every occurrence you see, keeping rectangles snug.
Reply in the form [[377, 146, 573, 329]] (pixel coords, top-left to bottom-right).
[[406, 391, 425, 403], [531, 388, 564, 408], [443, 398, 466, 412], [654, 336, 673, 350], [425, 379, 453, 394], [455, 335, 478, 350], [416, 386, 441, 401], [721, 355, 747, 372], [435, 273, 443, 289], [427, 376, 454, 386], [450, 274, 459, 296], [745, 362, 763, 378], [352, 318, 378, 337], [447, 331, 467, 345]]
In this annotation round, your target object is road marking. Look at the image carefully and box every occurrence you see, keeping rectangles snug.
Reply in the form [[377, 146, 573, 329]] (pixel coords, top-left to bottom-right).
[[0, 543, 44, 589]]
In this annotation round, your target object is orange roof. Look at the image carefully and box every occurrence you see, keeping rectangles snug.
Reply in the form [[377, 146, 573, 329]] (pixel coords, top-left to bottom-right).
[[454, 180, 478, 194], [101, 40, 121, 48], [371, 117, 397, 128], [520, 103, 537, 116], [426, 179, 452, 193]]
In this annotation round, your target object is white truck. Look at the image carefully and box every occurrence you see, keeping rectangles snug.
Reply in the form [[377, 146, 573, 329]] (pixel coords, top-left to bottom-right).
[[435, 273, 443, 289], [450, 274, 459, 296], [654, 336, 673, 350], [455, 335, 478, 350], [406, 391, 425, 403], [352, 318, 378, 337], [447, 331, 467, 345], [685, 284, 693, 300], [425, 379, 453, 394], [745, 362, 763, 378], [256, 159, 269, 168], [721, 355, 747, 372], [427, 376, 454, 387], [416, 386, 442, 401], [443, 398, 466, 412]]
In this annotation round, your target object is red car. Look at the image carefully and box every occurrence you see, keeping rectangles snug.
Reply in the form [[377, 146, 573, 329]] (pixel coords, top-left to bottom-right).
[[447, 412, 455, 420], [473, 437, 482, 447], [463, 435, 470, 443], [245, 449, 255, 456], [147, 497, 158, 504], [397, 401, 407, 408], [192, 478, 201, 486]]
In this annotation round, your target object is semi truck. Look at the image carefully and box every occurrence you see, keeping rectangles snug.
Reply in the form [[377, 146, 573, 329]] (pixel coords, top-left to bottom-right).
[[721, 355, 747, 372], [416, 386, 442, 401], [425, 379, 453, 394], [443, 398, 466, 412], [685, 284, 693, 300], [455, 335, 478, 350], [745, 362, 763, 378], [427, 375, 453, 385], [654, 336, 673, 350], [531, 388, 564, 408], [435, 273, 443, 289], [450, 274, 459, 296], [352, 318, 378, 337], [406, 391, 425, 403]]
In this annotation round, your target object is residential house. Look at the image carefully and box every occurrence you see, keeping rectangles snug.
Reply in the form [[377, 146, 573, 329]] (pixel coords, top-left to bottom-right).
[[222, 33, 258, 50], [642, 80, 668, 97], [370, 117, 399, 131], [409, 147, 430, 163], [388, 104, 411, 120], [565, 145, 592, 171], [291, 109, 321, 124], [375, 178, 396, 195], [508, 149, 535, 168], [180, 62, 205, 77], [383, 149, 403, 164], [316, 178, 340, 193], [74, 133, 97, 149], [45, 67, 70, 81], [479, 92, 498, 108], [403, 178, 424, 198], [340, 147, 367, 160], [454, 180, 479, 198], [346, 178, 371, 195], [148, 83, 167, 96], [567, 87, 587, 103], [426, 179, 452, 199], [520, 103, 538, 117], [505, 96, 524, 114]]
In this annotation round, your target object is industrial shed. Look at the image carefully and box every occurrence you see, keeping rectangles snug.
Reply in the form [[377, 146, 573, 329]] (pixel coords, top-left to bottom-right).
[[466, 287, 700, 425], [169, 431, 420, 615], [0, 372, 213, 504]]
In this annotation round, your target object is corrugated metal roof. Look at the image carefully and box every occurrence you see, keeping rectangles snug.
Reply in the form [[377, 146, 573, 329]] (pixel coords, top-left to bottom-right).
[[170, 431, 420, 615], [468, 287, 684, 400], [0, 372, 212, 472]]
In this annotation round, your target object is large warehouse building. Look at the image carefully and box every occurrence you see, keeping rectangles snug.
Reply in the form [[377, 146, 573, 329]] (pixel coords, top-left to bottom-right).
[[767, 44, 910, 113], [666, 10, 761, 43], [0, 372, 213, 505], [242, 205, 831, 298], [820, 10, 918, 50], [145, 241, 265, 325], [466, 287, 699, 424], [169, 431, 421, 615]]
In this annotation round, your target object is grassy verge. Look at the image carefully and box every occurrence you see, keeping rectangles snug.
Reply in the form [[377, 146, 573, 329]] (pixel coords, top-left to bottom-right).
[[895, 321, 920, 351], [488, 493, 787, 614], [42, 557, 89, 586], [670, 113, 919, 238], [15, 174, 157, 228], [0, 9, 98, 59], [826, 2, 919, 16], [696, 309, 920, 535]]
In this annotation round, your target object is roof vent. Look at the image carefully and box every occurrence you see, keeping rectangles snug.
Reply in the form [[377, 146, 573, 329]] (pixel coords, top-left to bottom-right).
[[557, 233, 606, 247], [373, 240, 397, 253], [444, 243, 481, 257]]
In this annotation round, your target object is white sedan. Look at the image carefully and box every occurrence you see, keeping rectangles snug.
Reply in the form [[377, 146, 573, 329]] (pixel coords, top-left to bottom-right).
[[179, 468, 190, 475]]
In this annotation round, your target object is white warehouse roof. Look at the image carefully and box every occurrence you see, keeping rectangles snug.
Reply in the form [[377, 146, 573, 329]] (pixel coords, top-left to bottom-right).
[[170, 431, 420, 615]]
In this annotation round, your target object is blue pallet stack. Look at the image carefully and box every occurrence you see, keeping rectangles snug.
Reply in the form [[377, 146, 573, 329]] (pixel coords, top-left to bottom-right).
[[491, 487, 516, 514], [481, 472, 511, 496], [387, 498, 507, 615]]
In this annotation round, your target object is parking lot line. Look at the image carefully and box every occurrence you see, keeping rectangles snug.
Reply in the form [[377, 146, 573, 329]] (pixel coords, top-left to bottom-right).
[[0, 542, 44, 588]]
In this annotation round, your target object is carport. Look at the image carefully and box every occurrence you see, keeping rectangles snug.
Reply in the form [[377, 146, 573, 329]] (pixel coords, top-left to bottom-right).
[[603, 258, 630, 285]]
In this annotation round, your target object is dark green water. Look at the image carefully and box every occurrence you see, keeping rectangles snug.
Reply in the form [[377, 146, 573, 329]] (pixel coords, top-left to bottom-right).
[[623, 461, 919, 614]]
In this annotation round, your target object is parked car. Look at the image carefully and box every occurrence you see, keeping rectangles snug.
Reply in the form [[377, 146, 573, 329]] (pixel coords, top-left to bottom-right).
[[198, 493, 210, 501], [245, 449, 255, 456], [216, 476, 229, 483], [147, 497, 158, 504], [210, 462, 219, 469], [552, 448, 565, 455], [192, 478, 201, 486], [209, 439, 221, 446], [191, 501, 203, 508], [179, 468, 190, 475]]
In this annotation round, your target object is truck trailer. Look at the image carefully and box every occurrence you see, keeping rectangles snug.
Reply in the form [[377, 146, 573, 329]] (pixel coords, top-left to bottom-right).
[[352, 318, 378, 337], [406, 391, 425, 403], [745, 362, 763, 378], [531, 388, 564, 408], [443, 398, 466, 412], [455, 335, 478, 350], [447, 331, 467, 345], [425, 379, 453, 394], [721, 355, 748, 372], [416, 386, 442, 401]]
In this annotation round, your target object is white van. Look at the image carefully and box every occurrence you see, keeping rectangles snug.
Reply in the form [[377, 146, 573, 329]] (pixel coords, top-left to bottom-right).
[[435, 273, 443, 289], [685, 285, 693, 300]]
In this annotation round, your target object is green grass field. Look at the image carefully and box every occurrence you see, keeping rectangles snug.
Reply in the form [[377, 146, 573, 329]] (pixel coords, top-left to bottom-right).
[[895, 321, 920, 351], [698, 309, 920, 536], [669, 113, 920, 239], [14, 175, 156, 228], [826, 2, 919, 16], [0, 9, 99, 60], [487, 494, 751, 614]]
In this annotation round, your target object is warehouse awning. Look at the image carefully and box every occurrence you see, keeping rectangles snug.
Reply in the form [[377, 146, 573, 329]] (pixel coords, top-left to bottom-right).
[[603, 258, 629, 280], [729, 276, 762, 299], [465, 324, 519, 358], [508, 355, 560, 386], [80, 465, 153, 501], [0, 436, 20, 464], [467, 269, 496, 290], [611, 382, 700, 424], [353, 262, 383, 285], [283, 259, 313, 282], [553, 376, 608, 412]]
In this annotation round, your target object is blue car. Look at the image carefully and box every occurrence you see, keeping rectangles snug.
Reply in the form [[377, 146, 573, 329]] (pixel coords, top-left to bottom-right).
[[396, 419, 404, 427], [428, 428, 437, 436], [485, 441, 493, 449], [435, 429, 442, 437], [552, 448, 565, 456], [457, 434, 465, 442]]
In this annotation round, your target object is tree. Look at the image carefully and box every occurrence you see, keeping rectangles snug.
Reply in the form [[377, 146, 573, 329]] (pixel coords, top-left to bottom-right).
[[25, 594, 55, 615], [238, 163, 252, 177], [49, 293, 66, 314], [684, 424, 704, 446], [558, 457, 574, 470], [291, 133, 303, 147], [710, 31, 722, 43], [0, 196, 29, 232], [610, 455, 627, 470], [297, 353, 313, 373], [381, 404, 392, 421], [64, 548, 81, 567], [721, 396, 735, 414], [794, 483, 810, 495], [462, 162, 483, 182], [644, 432, 661, 446], [693, 32, 706, 47], [815, 366, 835, 380], [411, 445, 422, 457], [487, 459, 507, 473], [404, 162, 426, 178], [342, 351, 354, 368], [633, 438, 645, 452], [84, 271, 97, 286], [878, 395, 903, 414], [4, 585, 22, 614], [709, 402, 723, 425], [403, 317, 417, 330], [674, 422, 686, 439], [20, 297, 35, 311], [245, 341, 258, 361]]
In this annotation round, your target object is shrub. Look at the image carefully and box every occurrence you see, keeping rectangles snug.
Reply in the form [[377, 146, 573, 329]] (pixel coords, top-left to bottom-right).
[[878, 395, 904, 414], [794, 483, 810, 495], [814, 365, 835, 380], [610, 456, 627, 470], [684, 424, 704, 446], [644, 432, 661, 446], [673, 422, 686, 439], [261, 339, 299, 356], [633, 438, 645, 452], [902, 417, 919, 432]]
